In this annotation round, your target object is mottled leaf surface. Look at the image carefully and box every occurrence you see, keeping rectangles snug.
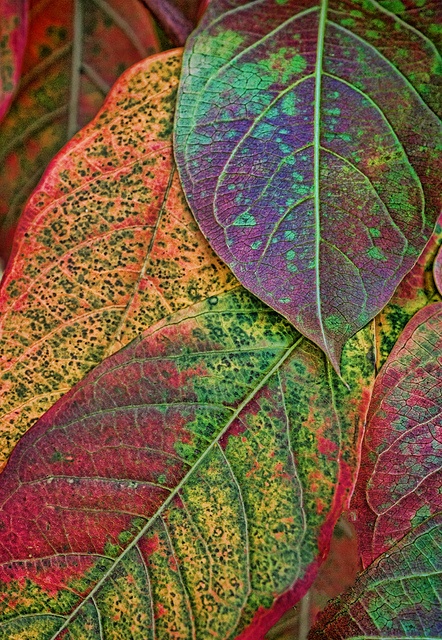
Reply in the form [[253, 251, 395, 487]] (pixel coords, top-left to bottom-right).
[[0, 50, 236, 469], [351, 302, 442, 566], [375, 209, 442, 368], [0, 286, 374, 639], [434, 241, 442, 296], [0, 0, 160, 262], [309, 513, 442, 639], [266, 515, 360, 639], [0, 0, 28, 123], [175, 0, 442, 371]]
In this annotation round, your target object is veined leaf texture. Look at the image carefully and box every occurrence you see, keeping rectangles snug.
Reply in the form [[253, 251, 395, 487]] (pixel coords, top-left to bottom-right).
[[0, 286, 374, 639], [0, 0, 28, 123], [0, 51, 236, 468], [308, 513, 442, 638], [351, 301, 442, 566], [174, 0, 442, 372], [0, 0, 160, 262]]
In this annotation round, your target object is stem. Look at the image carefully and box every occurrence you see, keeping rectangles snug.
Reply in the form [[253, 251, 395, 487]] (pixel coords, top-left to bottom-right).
[[138, 0, 194, 46]]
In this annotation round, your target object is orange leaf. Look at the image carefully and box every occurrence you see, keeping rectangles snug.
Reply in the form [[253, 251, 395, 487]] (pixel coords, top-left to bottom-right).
[[0, 0, 161, 263], [0, 49, 236, 469]]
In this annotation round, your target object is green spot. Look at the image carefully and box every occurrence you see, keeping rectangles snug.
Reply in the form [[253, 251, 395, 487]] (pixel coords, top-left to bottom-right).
[[118, 530, 133, 544], [380, 0, 405, 11], [325, 315, 343, 331], [367, 246, 386, 261], [199, 29, 245, 59], [279, 297, 291, 303], [286, 249, 296, 260], [368, 227, 381, 238], [157, 473, 167, 484], [251, 240, 262, 250], [284, 230, 296, 241], [104, 541, 121, 558], [288, 263, 298, 273], [232, 211, 257, 227], [227, 184, 236, 191], [340, 18, 355, 27]]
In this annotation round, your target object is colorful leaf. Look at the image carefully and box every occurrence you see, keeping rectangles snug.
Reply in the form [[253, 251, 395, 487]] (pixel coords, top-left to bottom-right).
[[0, 49, 236, 469], [266, 515, 360, 639], [375, 210, 442, 368], [308, 512, 442, 639], [0, 0, 28, 123], [0, 0, 161, 263], [0, 285, 374, 639], [434, 240, 442, 296], [350, 301, 442, 566], [174, 0, 442, 372]]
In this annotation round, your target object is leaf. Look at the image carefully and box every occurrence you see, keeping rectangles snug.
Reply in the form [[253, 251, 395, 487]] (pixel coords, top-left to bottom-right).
[[0, 0, 161, 263], [0, 49, 236, 469], [0, 285, 374, 639], [0, 0, 28, 123], [375, 209, 442, 368], [174, 0, 442, 372], [350, 301, 442, 566], [265, 515, 360, 639], [308, 513, 442, 639], [435, 241, 442, 296]]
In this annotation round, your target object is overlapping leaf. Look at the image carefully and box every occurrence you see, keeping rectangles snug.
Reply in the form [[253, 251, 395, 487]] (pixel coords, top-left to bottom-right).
[[174, 0, 442, 371], [0, 0, 27, 123], [375, 210, 442, 367], [309, 513, 442, 639], [0, 0, 161, 262], [0, 50, 237, 469], [0, 284, 374, 639], [435, 242, 442, 296], [351, 301, 442, 566]]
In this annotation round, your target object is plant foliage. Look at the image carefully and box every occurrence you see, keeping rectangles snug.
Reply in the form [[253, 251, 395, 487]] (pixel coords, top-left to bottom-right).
[[0, 0, 440, 638]]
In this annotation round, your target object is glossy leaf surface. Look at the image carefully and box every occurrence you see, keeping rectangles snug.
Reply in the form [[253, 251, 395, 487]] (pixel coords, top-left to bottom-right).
[[375, 209, 442, 368], [309, 513, 442, 639], [175, 0, 442, 371], [0, 50, 236, 469], [351, 301, 442, 566], [0, 0, 28, 123], [0, 286, 374, 639], [0, 0, 160, 262]]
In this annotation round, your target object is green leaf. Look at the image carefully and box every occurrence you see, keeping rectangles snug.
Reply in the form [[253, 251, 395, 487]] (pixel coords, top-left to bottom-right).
[[174, 0, 442, 372]]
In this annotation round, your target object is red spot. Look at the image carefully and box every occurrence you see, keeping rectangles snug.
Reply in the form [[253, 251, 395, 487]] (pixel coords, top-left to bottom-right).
[[155, 603, 166, 618], [318, 437, 338, 456]]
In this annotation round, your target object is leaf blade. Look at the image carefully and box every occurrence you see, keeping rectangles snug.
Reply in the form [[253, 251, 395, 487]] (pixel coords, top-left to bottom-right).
[[0, 0, 28, 123], [351, 301, 442, 566], [174, 0, 442, 370], [0, 287, 374, 638], [0, 49, 236, 468], [308, 513, 442, 639], [0, 0, 161, 262]]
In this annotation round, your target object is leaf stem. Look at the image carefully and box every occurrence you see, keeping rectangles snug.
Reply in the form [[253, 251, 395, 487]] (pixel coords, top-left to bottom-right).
[[138, 0, 194, 46]]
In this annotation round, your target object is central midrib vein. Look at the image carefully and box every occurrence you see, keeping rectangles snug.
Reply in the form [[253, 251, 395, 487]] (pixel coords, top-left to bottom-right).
[[48, 334, 304, 639], [314, 0, 329, 354]]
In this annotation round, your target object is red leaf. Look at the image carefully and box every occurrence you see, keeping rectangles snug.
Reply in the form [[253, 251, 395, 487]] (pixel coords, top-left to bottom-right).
[[0, 0, 161, 263], [375, 210, 442, 367], [0, 287, 374, 637], [309, 513, 442, 639], [435, 239, 442, 297], [0, 0, 28, 123], [351, 301, 442, 566]]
